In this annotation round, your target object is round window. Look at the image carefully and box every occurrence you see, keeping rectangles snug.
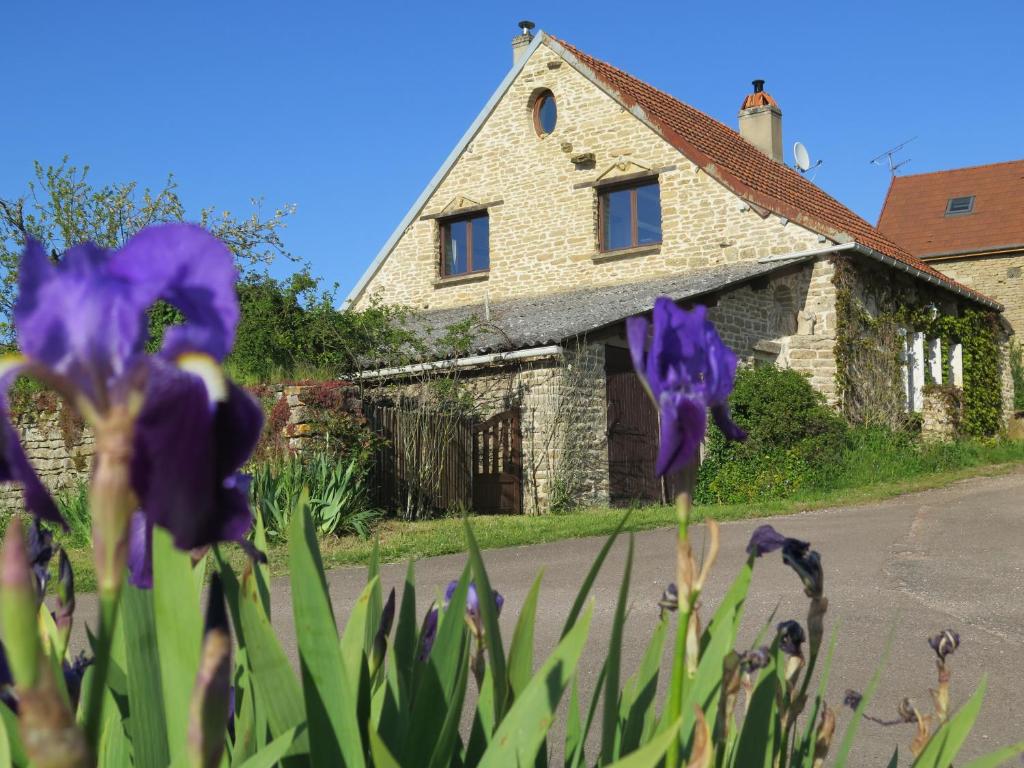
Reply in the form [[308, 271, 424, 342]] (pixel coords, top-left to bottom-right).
[[534, 91, 557, 136]]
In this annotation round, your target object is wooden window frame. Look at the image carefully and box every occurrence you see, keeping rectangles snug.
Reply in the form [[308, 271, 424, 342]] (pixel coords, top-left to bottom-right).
[[439, 212, 489, 277], [598, 178, 662, 252], [533, 90, 556, 136]]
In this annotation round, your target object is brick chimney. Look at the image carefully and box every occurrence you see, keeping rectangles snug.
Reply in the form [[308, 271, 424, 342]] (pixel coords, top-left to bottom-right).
[[738, 79, 783, 162], [512, 20, 535, 65]]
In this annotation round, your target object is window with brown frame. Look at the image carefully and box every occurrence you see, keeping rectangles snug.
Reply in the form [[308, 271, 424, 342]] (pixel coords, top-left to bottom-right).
[[598, 179, 662, 252], [440, 212, 490, 276]]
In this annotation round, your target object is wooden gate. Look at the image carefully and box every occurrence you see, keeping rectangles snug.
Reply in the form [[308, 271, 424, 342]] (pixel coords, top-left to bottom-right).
[[605, 346, 663, 505], [472, 408, 522, 515], [366, 404, 472, 516]]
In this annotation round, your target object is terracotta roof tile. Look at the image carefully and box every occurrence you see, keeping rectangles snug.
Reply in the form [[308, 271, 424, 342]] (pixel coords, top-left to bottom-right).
[[877, 159, 1024, 257], [548, 35, 995, 307]]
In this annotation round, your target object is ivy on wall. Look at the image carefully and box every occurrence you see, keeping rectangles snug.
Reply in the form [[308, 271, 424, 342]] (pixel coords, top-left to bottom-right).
[[833, 258, 1004, 436]]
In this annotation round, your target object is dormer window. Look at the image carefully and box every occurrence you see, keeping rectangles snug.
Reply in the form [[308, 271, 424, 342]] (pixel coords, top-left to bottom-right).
[[598, 179, 662, 251], [441, 212, 490, 276], [945, 196, 974, 216]]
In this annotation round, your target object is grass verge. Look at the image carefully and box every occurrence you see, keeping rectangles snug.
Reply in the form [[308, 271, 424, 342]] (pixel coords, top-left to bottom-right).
[[60, 454, 1024, 593]]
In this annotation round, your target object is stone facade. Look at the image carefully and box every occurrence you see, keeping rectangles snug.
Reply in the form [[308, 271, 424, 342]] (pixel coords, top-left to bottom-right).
[[351, 43, 822, 312], [0, 406, 95, 512], [925, 251, 1024, 335], [707, 259, 840, 403], [367, 342, 609, 515]]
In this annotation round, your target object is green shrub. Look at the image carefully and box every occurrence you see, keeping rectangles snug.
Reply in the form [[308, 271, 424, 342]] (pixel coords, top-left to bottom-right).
[[53, 481, 91, 548], [1011, 340, 1024, 412], [697, 365, 849, 503]]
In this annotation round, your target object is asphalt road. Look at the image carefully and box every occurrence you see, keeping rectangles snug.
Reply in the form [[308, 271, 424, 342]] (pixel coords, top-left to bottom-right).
[[72, 470, 1024, 765]]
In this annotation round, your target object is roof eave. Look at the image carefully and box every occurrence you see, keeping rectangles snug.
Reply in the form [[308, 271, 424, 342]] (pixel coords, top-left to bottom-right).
[[850, 242, 1003, 311]]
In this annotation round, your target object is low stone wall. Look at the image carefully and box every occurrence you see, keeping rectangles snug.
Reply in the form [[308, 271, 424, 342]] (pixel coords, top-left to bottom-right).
[[0, 406, 95, 512], [921, 387, 961, 442], [0, 383, 365, 516]]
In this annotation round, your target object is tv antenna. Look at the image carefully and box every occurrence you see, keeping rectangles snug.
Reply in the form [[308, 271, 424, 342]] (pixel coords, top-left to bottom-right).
[[871, 137, 916, 177], [792, 141, 822, 177]]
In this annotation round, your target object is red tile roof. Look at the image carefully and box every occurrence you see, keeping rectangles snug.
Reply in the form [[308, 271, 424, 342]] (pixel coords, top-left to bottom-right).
[[877, 159, 1024, 258], [548, 35, 996, 307]]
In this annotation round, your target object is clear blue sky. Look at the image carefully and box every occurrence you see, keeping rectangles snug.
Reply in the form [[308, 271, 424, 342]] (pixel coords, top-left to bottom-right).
[[4, 1, 1021, 298]]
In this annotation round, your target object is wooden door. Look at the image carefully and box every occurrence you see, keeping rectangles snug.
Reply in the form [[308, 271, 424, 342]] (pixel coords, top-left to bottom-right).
[[605, 346, 662, 505], [472, 408, 522, 514]]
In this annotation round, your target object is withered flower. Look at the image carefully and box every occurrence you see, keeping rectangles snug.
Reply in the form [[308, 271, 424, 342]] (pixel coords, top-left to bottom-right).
[[777, 620, 806, 658], [740, 646, 771, 672], [782, 543, 824, 599], [746, 525, 824, 598], [843, 689, 863, 711], [746, 525, 807, 558], [928, 630, 960, 663], [658, 583, 678, 618]]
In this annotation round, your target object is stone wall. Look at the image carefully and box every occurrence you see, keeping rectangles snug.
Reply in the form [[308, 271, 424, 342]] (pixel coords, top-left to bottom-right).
[[928, 250, 1024, 335], [0, 406, 95, 513], [367, 343, 609, 515], [352, 42, 823, 312], [707, 259, 840, 403], [921, 388, 960, 442]]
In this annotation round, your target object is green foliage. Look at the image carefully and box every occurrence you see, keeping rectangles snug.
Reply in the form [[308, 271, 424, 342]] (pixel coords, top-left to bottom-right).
[[1009, 341, 1024, 412], [0, 156, 297, 344], [697, 366, 850, 503], [249, 452, 379, 540], [7, 493, 1023, 766], [911, 309, 1003, 437], [833, 259, 1004, 436], [53, 481, 92, 548], [698, 362, 1021, 505]]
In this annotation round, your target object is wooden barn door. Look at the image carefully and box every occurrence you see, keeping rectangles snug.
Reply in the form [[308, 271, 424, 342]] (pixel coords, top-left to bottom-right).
[[605, 346, 662, 505], [472, 409, 522, 514]]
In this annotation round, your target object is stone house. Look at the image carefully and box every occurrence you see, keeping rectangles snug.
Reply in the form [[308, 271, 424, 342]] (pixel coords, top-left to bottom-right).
[[347, 25, 1007, 513], [877, 159, 1024, 335]]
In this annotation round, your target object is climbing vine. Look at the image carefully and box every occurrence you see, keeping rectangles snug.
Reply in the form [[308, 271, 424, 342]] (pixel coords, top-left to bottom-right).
[[833, 258, 1004, 436]]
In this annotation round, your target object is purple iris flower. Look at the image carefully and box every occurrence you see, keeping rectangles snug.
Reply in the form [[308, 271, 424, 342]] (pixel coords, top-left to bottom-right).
[[444, 579, 504, 634], [26, 518, 53, 598], [418, 607, 439, 662], [4, 225, 262, 572], [626, 300, 745, 476]]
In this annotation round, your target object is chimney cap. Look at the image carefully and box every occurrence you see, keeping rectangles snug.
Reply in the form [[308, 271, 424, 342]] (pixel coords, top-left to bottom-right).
[[740, 79, 779, 111], [518, 20, 536, 34]]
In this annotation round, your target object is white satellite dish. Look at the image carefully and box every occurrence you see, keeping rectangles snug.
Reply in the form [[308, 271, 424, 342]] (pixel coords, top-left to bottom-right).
[[793, 141, 811, 172]]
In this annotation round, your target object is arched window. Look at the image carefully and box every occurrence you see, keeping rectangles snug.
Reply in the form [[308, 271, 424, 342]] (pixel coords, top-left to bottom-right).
[[770, 285, 798, 335]]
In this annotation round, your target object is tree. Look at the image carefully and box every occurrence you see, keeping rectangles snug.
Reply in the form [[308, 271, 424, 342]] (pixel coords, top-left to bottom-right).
[[0, 156, 297, 343]]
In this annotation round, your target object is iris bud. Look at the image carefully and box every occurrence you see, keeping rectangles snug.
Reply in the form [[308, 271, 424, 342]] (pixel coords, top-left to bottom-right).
[[1, 519, 40, 688], [187, 575, 231, 768], [370, 589, 396, 678], [928, 630, 960, 663]]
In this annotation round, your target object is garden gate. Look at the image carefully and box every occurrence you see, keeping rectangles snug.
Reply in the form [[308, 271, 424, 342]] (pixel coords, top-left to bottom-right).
[[472, 408, 522, 515]]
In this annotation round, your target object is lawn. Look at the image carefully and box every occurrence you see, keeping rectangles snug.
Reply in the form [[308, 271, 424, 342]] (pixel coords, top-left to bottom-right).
[[59, 450, 1024, 593]]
